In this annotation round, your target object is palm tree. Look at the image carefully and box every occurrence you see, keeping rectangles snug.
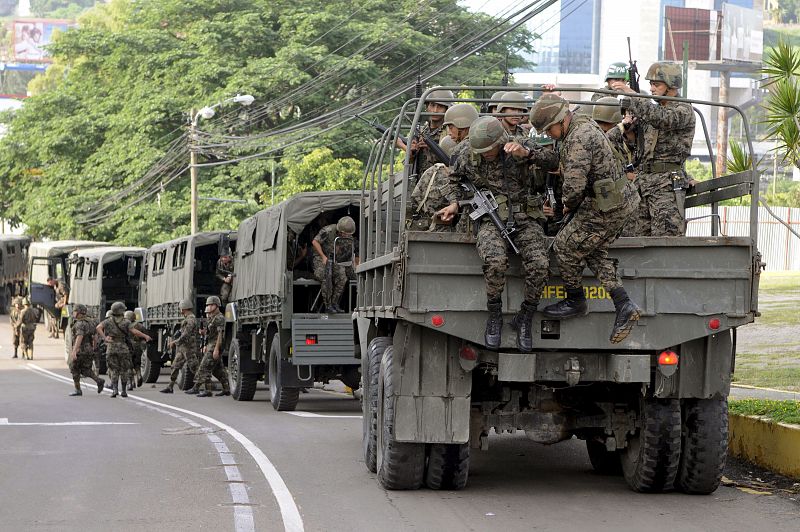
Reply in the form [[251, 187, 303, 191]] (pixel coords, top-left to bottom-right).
[[761, 41, 800, 169]]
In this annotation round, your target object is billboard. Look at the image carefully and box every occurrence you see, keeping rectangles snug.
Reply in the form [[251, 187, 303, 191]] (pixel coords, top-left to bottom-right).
[[13, 19, 76, 63], [721, 3, 763, 63], [663, 6, 718, 62]]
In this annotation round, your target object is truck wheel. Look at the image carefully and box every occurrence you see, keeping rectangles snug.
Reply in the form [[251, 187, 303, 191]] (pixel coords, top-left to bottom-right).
[[141, 352, 161, 383], [229, 339, 257, 401], [425, 444, 470, 490], [177, 365, 195, 391], [676, 397, 728, 494], [377, 346, 426, 490], [586, 439, 622, 475], [363, 336, 392, 473], [269, 341, 299, 411], [621, 398, 682, 493]]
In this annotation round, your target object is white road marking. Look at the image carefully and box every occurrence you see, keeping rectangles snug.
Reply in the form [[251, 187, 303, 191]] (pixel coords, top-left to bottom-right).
[[0, 420, 138, 426], [286, 411, 361, 419], [27, 363, 305, 532]]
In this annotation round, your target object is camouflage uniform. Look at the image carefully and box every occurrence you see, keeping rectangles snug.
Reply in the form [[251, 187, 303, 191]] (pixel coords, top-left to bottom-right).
[[216, 257, 235, 307], [194, 311, 229, 392], [606, 125, 637, 169], [101, 316, 133, 387], [445, 140, 558, 304], [552, 114, 639, 292], [415, 122, 446, 179], [128, 321, 146, 383], [20, 305, 39, 360], [624, 97, 695, 236], [69, 318, 101, 384], [10, 298, 22, 357], [312, 224, 358, 309], [170, 312, 200, 384]]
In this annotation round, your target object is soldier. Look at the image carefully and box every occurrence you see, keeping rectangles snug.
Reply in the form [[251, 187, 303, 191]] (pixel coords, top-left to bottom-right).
[[592, 97, 636, 181], [187, 296, 230, 398], [591, 62, 630, 101], [124, 310, 146, 388], [311, 216, 359, 313], [68, 304, 105, 396], [45, 278, 60, 338], [97, 301, 151, 398], [19, 298, 39, 360], [530, 95, 641, 344], [10, 296, 22, 358], [610, 62, 695, 236], [216, 253, 235, 307], [437, 116, 558, 352], [161, 299, 199, 394], [496, 91, 531, 138], [485, 91, 506, 115], [409, 89, 454, 179]]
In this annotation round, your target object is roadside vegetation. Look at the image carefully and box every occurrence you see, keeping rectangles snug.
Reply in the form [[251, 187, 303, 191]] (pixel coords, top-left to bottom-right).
[[729, 399, 800, 425]]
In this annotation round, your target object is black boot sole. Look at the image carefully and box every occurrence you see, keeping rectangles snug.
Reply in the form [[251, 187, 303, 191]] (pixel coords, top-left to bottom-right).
[[541, 307, 589, 319], [610, 308, 641, 344]]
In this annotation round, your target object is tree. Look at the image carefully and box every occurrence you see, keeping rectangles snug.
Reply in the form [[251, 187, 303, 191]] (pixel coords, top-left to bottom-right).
[[761, 41, 800, 170]]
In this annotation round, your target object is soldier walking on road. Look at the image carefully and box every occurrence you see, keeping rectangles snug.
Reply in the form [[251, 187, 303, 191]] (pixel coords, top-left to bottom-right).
[[19, 298, 39, 360], [161, 299, 200, 394], [68, 304, 105, 396], [610, 62, 695, 236], [97, 302, 151, 398], [311, 216, 359, 313], [216, 253, 235, 308], [10, 296, 22, 358], [437, 116, 558, 352], [187, 296, 230, 397], [530, 95, 642, 344], [124, 310, 146, 388]]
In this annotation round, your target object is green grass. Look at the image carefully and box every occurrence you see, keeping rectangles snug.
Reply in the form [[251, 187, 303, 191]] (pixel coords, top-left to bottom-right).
[[729, 399, 800, 425], [765, 27, 800, 48], [759, 271, 800, 293], [732, 367, 800, 392]]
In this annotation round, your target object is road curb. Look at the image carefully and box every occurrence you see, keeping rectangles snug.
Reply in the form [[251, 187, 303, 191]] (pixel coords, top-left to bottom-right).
[[729, 413, 800, 479]]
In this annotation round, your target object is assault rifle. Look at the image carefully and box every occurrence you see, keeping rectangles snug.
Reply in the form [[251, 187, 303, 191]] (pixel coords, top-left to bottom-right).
[[459, 180, 520, 255], [355, 114, 454, 167], [627, 37, 640, 93]]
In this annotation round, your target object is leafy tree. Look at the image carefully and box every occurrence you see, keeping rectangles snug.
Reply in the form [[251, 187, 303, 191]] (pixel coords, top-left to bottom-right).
[[761, 41, 800, 170], [31, 0, 96, 18]]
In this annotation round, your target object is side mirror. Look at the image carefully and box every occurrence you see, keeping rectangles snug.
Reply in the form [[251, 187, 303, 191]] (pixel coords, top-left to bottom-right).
[[126, 257, 138, 277]]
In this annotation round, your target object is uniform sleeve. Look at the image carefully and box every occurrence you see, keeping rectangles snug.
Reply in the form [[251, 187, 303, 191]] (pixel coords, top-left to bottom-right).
[[521, 139, 559, 171], [560, 132, 593, 210], [629, 99, 695, 132], [444, 149, 470, 204], [313, 226, 328, 244], [176, 316, 194, 346]]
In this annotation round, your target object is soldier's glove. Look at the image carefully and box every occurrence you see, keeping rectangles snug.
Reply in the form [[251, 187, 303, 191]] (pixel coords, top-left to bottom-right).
[[619, 96, 632, 110]]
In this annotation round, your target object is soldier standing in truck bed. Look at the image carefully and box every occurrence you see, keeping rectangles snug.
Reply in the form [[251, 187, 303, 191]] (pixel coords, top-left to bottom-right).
[[216, 253, 235, 308], [311, 216, 359, 313]]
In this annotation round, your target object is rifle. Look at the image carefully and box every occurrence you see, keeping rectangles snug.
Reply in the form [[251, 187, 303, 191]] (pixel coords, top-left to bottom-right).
[[323, 259, 333, 308], [356, 115, 453, 167], [458, 180, 520, 255], [545, 172, 558, 213], [627, 37, 640, 93], [198, 317, 207, 352]]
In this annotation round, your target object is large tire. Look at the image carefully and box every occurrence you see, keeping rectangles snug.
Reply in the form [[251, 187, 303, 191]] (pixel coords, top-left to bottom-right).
[[425, 443, 470, 490], [269, 340, 299, 411], [142, 350, 161, 383], [621, 398, 682, 493], [229, 339, 258, 401], [363, 336, 392, 473], [586, 439, 623, 475], [177, 363, 195, 391], [676, 397, 728, 494], [377, 346, 426, 490]]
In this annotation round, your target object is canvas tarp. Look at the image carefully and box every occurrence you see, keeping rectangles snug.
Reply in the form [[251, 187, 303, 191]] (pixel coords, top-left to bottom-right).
[[0, 235, 31, 284], [143, 232, 225, 308], [68, 247, 146, 306], [233, 191, 359, 301]]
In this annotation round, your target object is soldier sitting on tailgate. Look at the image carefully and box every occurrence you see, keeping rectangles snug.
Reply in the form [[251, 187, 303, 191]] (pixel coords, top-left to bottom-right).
[[216, 253, 235, 307], [311, 216, 359, 314]]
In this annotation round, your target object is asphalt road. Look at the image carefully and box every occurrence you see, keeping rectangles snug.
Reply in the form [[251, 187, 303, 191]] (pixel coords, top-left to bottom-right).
[[1, 317, 798, 532]]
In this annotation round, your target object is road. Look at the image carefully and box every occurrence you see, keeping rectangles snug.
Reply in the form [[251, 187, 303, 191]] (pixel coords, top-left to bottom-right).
[[1, 316, 798, 532]]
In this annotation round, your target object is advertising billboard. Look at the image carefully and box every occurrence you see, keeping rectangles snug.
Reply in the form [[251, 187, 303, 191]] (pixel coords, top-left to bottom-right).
[[13, 19, 76, 63], [721, 3, 763, 63]]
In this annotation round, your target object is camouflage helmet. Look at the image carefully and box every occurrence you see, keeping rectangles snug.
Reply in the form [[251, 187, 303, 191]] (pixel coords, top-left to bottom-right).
[[105, 310, 113, 318], [439, 135, 458, 157], [74, 303, 88, 315], [205, 295, 222, 307], [487, 91, 506, 111], [646, 62, 682, 90], [574, 104, 593, 117], [124, 310, 135, 321], [529, 94, 570, 132], [496, 91, 530, 114], [592, 97, 623, 124], [469, 116, 509, 154], [442, 103, 479, 129], [179, 298, 193, 310], [336, 216, 356, 235], [605, 62, 629, 81], [110, 301, 126, 316], [427, 89, 455, 108]]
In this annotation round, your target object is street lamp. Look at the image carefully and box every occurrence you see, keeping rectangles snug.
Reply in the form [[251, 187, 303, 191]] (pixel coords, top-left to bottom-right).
[[189, 94, 255, 234]]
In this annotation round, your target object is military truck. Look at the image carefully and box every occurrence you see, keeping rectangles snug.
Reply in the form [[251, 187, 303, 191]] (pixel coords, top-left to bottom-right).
[[64, 246, 147, 370], [28, 240, 109, 329], [355, 87, 761, 494], [226, 191, 361, 410], [136, 231, 236, 386], [0, 235, 31, 313]]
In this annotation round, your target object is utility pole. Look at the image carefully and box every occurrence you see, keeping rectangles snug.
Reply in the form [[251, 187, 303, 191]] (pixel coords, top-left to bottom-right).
[[189, 109, 199, 235], [715, 71, 730, 178], [271, 160, 276, 206]]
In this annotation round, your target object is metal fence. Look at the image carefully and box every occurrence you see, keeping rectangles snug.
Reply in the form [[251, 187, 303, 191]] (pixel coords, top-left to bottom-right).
[[686, 205, 800, 270]]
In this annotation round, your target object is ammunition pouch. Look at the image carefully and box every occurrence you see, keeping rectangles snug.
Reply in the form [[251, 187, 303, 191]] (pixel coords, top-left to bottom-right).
[[592, 176, 628, 213], [525, 194, 547, 222]]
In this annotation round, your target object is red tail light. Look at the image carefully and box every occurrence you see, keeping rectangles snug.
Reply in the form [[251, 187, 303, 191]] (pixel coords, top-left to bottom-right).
[[305, 335, 318, 345], [658, 350, 679, 366], [459, 345, 478, 361], [431, 315, 445, 327], [708, 318, 721, 330]]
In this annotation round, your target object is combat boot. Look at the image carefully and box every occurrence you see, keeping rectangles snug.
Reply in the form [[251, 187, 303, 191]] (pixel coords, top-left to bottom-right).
[[110, 380, 118, 398], [484, 300, 503, 350], [197, 386, 214, 398], [160, 382, 175, 394], [511, 301, 537, 353], [120, 381, 128, 398], [185, 385, 200, 395], [542, 288, 588, 319], [69, 387, 82, 397], [136, 369, 144, 388], [12, 347, 17, 359], [215, 389, 231, 397], [96, 378, 105, 393], [609, 288, 640, 344]]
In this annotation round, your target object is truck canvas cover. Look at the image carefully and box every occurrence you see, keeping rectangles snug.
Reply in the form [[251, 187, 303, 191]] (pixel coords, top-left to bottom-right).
[[69, 246, 146, 304]]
